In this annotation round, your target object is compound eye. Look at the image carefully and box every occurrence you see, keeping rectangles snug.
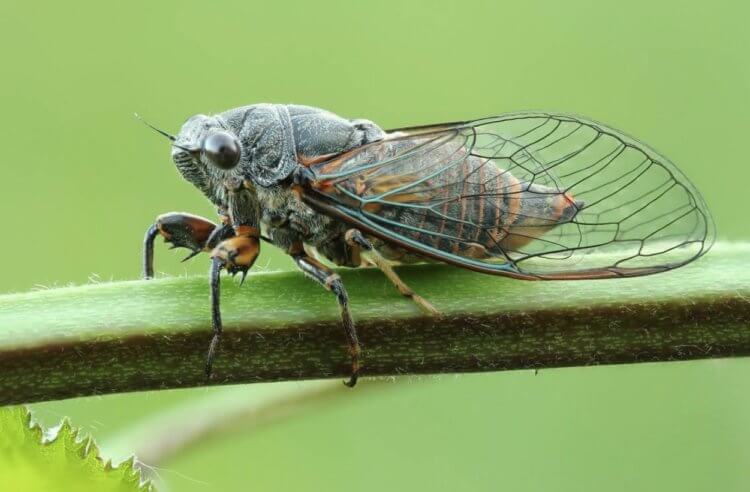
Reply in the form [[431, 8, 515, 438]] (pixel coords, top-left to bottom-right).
[[202, 132, 241, 170]]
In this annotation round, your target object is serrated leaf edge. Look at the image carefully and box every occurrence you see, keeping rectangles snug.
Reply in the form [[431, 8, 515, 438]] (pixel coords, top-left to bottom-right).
[[16, 406, 154, 491]]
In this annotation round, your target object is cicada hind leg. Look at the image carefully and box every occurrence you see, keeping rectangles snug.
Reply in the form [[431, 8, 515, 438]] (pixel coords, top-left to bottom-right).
[[345, 229, 439, 316]]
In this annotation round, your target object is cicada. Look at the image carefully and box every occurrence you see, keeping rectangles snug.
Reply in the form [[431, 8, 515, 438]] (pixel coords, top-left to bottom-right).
[[141, 104, 715, 387]]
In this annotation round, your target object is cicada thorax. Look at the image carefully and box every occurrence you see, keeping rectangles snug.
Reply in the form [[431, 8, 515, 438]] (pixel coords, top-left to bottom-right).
[[315, 134, 582, 262]]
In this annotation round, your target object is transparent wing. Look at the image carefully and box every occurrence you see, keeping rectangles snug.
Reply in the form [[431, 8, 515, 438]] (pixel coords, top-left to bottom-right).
[[302, 112, 715, 279]]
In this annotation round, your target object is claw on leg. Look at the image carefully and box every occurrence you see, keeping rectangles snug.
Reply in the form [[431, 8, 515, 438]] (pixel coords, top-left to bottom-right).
[[210, 235, 260, 278], [329, 276, 360, 388], [343, 344, 361, 388], [182, 249, 203, 263], [143, 212, 222, 279]]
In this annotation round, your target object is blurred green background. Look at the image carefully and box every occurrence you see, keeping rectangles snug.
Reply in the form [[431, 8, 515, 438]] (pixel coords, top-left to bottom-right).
[[1, 0, 748, 490]]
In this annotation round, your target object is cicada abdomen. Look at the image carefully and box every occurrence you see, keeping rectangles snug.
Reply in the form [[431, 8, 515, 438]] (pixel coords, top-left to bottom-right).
[[306, 113, 714, 279]]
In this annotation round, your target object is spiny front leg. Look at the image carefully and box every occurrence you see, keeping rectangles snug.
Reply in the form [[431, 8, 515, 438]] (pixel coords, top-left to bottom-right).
[[291, 244, 361, 388], [211, 227, 261, 280], [205, 177, 262, 379], [143, 212, 233, 279], [205, 228, 260, 379]]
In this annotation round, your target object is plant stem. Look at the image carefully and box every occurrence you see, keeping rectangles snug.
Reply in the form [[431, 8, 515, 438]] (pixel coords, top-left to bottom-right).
[[1, 243, 749, 405]]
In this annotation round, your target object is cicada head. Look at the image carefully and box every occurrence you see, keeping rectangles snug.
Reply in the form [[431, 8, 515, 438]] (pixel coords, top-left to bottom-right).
[[167, 113, 242, 203], [169, 104, 297, 198], [172, 114, 242, 173]]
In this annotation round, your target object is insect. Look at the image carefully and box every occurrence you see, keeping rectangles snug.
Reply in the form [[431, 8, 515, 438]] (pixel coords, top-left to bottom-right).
[[141, 104, 715, 387]]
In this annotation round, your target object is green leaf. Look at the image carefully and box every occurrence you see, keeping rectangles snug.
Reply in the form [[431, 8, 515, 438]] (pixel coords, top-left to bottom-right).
[[0, 407, 152, 491]]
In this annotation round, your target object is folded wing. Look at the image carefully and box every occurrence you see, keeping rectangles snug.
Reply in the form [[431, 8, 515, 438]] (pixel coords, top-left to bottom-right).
[[301, 113, 715, 279]]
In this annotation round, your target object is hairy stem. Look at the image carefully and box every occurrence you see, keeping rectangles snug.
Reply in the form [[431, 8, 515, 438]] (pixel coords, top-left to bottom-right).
[[1, 243, 748, 405]]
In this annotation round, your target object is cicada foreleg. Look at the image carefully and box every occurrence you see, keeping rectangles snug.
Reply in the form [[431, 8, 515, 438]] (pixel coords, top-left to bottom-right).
[[345, 229, 439, 316], [143, 212, 234, 279], [205, 231, 261, 378], [205, 178, 262, 379]]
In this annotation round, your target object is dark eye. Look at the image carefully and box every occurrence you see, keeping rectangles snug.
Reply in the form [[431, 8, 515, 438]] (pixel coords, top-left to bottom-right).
[[202, 132, 241, 170]]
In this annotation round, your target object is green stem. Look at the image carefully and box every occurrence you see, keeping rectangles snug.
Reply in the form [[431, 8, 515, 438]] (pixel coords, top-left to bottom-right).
[[1, 243, 749, 405]]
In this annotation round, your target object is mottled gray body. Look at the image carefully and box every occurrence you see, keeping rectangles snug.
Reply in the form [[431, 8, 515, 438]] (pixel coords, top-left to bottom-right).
[[172, 104, 571, 267], [172, 104, 385, 266]]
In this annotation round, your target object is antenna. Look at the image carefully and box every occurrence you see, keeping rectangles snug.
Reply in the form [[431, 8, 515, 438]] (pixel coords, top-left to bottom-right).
[[134, 113, 198, 154], [134, 113, 177, 141]]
